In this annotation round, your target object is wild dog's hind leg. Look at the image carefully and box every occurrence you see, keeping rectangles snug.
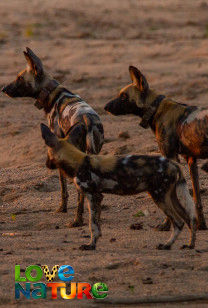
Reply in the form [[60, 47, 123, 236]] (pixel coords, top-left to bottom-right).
[[155, 155, 180, 232], [80, 193, 103, 250], [156, 217, 171, 231], [181, 218, 197, 250], [157, 218, 183, 250], [188, 216, 197, 249], [68, 192, 85, 228], [154, 186, 184, 250], [187, 157, 207, 230], [175, 178, 197, 249], [56, 170, 68, 213]]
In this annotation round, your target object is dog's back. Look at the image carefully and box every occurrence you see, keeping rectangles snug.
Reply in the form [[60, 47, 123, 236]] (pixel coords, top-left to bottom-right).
[[47, 87, 104, 154], [178, 107, 208, 158], [151, 98, 208, 159]]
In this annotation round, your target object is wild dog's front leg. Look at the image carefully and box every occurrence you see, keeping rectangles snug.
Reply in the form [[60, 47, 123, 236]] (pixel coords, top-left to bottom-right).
[[56, 170, 68, 213], [187, 157, 207, 230], [80, 193, 103, 250], [68, 192, 85, 228]]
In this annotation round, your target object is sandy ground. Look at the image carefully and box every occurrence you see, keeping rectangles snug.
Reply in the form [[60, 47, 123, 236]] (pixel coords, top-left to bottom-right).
[[1, 0, 208, 306]]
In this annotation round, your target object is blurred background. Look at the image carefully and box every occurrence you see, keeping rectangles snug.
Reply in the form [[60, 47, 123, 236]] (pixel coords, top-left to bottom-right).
[[1, 0, 208, 305]]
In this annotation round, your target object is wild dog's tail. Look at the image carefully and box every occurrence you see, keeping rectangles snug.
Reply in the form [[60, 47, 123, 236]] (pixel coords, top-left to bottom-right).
[[83, 115, 104, 154]]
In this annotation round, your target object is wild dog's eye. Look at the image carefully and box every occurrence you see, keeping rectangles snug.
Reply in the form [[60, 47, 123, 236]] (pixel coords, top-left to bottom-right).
[[120, 93, 128, 102], [17, 76, 24, 82]]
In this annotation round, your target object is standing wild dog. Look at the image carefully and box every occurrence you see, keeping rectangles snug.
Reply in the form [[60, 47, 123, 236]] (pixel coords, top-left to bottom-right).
[[41, 122, 197, 251], [104, 66, 208, 231], [2, 47, 104, 227]]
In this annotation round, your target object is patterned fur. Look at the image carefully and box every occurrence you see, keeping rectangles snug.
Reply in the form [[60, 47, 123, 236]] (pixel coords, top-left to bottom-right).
[[40, 123, 197, 251], [104, 66, 208, 230], [2, 47, 104, 227]]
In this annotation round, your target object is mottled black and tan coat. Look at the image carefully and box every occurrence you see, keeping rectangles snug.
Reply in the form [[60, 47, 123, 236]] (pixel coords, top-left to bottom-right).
[[41, 123, 197, 251], [105, 66, 208, 230], [2, 47, 104, 227]]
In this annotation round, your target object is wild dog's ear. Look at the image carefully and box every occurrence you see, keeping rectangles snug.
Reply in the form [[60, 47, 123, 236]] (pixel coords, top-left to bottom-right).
[[40, 123, 59, 148], [129, 66, 149, 93], [66, 122, 87, 150], [66, 122, 82, 137], [23, 47, 43, 77]]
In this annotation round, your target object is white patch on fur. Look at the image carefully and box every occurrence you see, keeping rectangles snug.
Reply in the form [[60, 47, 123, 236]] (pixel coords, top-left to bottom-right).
[[62, 105, 71, 118], [183, 110, 199, 124], [102, 179, 117, 189], [57, 91, 70, 102], [61, 101, 98, 122], [183, 109, 208, 125], [123, 155, 132, 165], [80, 182, 88, 189], [91, 172, 100, 183], [195, 109, 208, 120], [74, 177, 89, 189], [158, 157, 166, 173], [91, 172, 117, 190], [71, 102, 98, 118], [158, 166, 163, 173]]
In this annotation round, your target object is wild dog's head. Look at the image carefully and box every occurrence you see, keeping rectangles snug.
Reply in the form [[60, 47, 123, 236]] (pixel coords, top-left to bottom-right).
[[41, 123, 86, 176], [2, 47, 56, 110], [104, 66, 149, 116]]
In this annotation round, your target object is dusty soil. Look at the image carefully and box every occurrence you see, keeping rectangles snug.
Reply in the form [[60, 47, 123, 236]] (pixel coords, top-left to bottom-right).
[[1, 0, 208, 306]]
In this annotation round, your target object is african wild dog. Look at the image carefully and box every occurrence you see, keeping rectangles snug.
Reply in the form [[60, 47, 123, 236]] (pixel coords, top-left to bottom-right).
[[41, 122, 197, 251], [2, 47, 104, 227], [104, 66, 208, 231]]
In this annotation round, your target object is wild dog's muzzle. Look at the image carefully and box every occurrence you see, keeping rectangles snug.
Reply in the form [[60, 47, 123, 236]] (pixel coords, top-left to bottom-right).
[[104, 98, 125, 115], [2, 80, 36, 98], [46, 154, 57, 169], [2, 84, 21, 97]]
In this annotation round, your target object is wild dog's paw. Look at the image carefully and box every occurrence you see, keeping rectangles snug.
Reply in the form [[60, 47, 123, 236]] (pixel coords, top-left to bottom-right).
[[155, 221, 171, 232], [79, 244, 96, 250], [67, 220, 85, 228], [55, 206, 67, 213], [157, 243, 171, 250], [180, 244, 194, 250], [197, 223, 207, 231]]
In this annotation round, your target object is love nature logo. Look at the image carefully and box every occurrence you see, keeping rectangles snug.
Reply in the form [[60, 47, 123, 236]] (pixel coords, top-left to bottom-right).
[[15, 265, 108, 300]]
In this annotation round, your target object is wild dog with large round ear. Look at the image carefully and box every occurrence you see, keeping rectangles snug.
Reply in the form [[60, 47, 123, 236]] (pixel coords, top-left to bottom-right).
[[104, 65, 208, 231], [2, 47, 104, 227], [41, 123, 197, 251]]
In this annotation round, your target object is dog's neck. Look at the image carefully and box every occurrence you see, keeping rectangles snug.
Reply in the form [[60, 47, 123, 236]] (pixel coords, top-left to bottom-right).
[[55, 141, 87, 177], [35, 79, 81, 114], [35, 79, 60, 112], [56, 141, 117, 178], [140, 90, 165, 129]]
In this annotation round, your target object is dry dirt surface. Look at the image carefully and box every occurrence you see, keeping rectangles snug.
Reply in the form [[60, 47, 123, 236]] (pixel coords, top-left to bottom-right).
[[1, 0, 208, 307]]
